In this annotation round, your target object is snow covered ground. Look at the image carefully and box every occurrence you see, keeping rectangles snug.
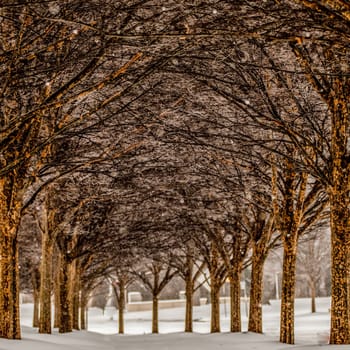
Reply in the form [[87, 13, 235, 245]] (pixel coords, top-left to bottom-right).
[[1, 297, 347, 350]]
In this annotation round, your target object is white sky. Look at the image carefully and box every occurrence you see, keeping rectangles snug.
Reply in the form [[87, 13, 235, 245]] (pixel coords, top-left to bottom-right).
[[0, 297, 342, 350]]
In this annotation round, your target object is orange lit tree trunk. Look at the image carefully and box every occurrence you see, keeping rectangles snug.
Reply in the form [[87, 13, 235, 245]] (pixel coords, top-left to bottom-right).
[[228, 266, 241, 333], [207, 243, 225, 333], [291, 38, 350, 345], [248, 200, 274, 333], [280, 231, 298, 344], [248, 249, 264, 333], [328, 80, 350, 344], [279, 158, 300, 345], [278, 155, 313, 345], [227, 234, 245, 333], [0, 175, 22, 340]]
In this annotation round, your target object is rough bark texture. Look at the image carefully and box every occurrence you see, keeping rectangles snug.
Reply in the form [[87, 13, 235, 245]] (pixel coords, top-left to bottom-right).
[[248, 251, 264, 333], [58, 254, 73, 333], [229, 269, 242, 333], [0, 230, 21, 339], [31, 268, 40, 328], [279, 156, 307, 344], [39, 234, 54, 334], [184, 274, 194, 332], [210, 281, 221, 333], [209, 243, 221, 333], [280, 241, 298, 344], [152, 296, 159, 334], [291, 42, 350, 345], [0, 177, 22, 339], [328, 82, 350, 344]]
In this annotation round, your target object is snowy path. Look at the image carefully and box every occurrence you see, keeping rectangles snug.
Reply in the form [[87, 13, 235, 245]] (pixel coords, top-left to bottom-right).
[[1, 297, 346, 350]]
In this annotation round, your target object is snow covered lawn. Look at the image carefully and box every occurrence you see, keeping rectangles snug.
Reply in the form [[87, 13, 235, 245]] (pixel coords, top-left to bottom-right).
[[1, 297, 345, 350]]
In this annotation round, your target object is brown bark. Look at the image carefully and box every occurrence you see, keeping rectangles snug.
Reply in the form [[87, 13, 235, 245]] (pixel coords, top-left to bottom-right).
[[135, 261, 177, 335], [118, 279, 126, 334], [211, 225, 249, 334], [229, 269, 242, 333], [208, 243, 222, 333], [58, 253, 73, 333], [54, 258, 61, 329], [291, 44, 350, 345], [310, 282, 316, 313], [210, 281, 221, 333], [0, 232, 21, 339], [279, 156, 307, 344], [31, 268, 40, 328], [71, 260, 80, 330], [328, 85, 350, 344], [152, 296, 159, 334], [38, 234, 54, 334], [248, 209, 274, 333], [228, 232, 245, 333], [248, 251, 264, 333], [0, 180, 21, 339], [184, 273, 194, 332], [33, 290, 40, 328], [280, 241, 298, 344], [329, 222, 349, 344], [80, 290, 88, 330]]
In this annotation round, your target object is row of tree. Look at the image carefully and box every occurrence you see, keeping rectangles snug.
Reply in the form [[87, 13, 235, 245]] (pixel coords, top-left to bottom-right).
[[1, 0, 349, 345]]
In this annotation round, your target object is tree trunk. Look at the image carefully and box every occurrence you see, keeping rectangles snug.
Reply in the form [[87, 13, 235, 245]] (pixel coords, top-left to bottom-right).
[[32, 268, 40, 328], [310, 281, 316, 314], [0, 175, 22, 340], [71, 260, 80, 330], [54, 258, 60, 329], [0, 218, 21, 339], [184, 274, 194, 332], [33, 289, 40, 328], [118, 279, 126, 334], [80, 290, 88, 330], [280, 242, 297, 344], [39, 234, 54, 334], [248, 251, 265, 333], [328, 93, 350, 344], [152, 296, 159, 334], [228, 270, 241, 333], [329, 220, 349, 344], [210, 281, 221, 333], [279, 155, 302, 345], [59, 254, 73, 333]]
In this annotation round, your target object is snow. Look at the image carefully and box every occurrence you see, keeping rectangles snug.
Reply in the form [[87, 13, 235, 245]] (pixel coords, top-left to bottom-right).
[[0, 297, 346, 350]]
